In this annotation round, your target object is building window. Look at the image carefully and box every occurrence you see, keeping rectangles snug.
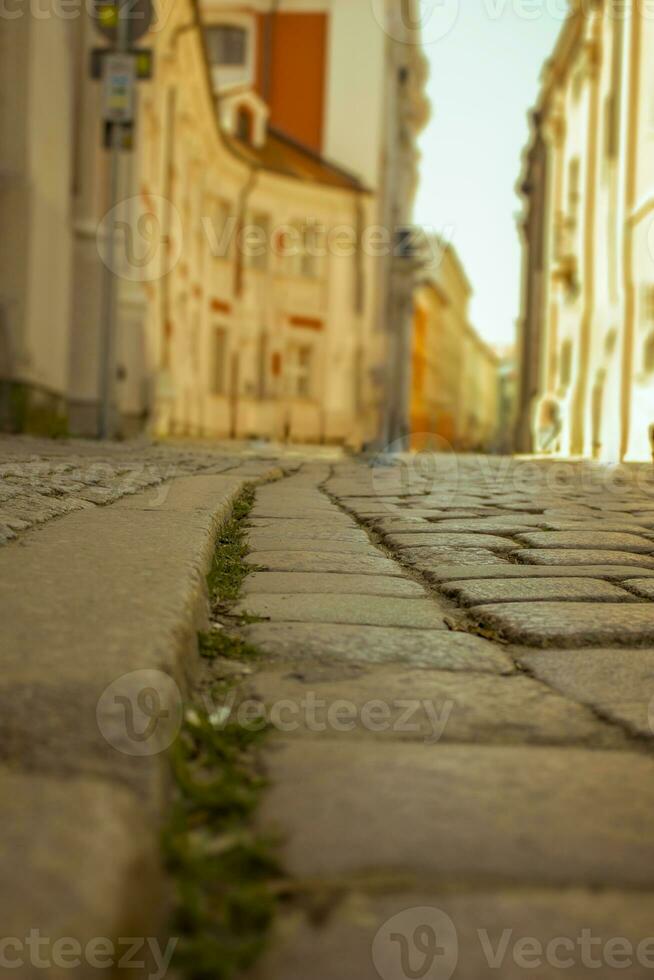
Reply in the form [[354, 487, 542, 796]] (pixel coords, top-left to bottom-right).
[[206, 26, 247, 67], [280, 224, 321, 279], [212, 327, 228, 395], [289, 344, 313, 398]]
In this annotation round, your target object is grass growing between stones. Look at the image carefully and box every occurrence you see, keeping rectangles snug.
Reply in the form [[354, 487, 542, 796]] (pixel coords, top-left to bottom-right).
[[165, 482, 281, 980], [199, 630, 263, 663], [206, 485, 257, 610], [164, 711, 281, 980]]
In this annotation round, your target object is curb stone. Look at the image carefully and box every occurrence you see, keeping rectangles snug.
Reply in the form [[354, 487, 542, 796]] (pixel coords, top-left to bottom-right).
[[0, 466, 280, 974]]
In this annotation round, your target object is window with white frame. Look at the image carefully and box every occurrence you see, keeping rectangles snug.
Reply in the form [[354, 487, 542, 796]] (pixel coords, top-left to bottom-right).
[[206, 26, 247, 67], [205, 19, 255, 93], [283, 223, 322, 279]]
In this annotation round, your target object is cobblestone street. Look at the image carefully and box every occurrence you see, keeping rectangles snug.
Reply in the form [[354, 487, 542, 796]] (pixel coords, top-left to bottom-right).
[[235, 457, 654, 979], [3, 438, 654, 977]]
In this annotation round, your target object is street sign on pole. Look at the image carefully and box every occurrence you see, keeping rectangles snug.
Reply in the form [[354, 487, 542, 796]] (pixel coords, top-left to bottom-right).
[[102, 53, 136, 124], [91, 0, 154, 45], [91, 46, 154, 81]]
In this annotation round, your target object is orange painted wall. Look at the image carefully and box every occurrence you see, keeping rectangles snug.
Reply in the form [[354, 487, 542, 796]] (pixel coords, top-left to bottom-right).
[[410, 303, 428, 443], [256, 13, 327, 154]]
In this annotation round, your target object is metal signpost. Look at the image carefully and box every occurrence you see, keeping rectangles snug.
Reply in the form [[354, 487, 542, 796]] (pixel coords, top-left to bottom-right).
[[93, 0, 153, 438]]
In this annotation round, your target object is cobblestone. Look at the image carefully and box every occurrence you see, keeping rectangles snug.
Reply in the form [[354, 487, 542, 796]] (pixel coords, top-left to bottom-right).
[[401, 547, 510, 569], [516, 549, 654, 568], [243, 572, 425, 597], [7, 446, 654, 970], [385, 531, 519, 551], [259, 741, 654, 884], [473, 602, 654, 647], [246, 550, 402, 575], [247, 532, 377, 554], [518, 648, 654, 738], [0, 435, 247, 545], [516, 531, 654, 553], [442, 577, 632, 606], [241, 622, 516, 672], [426, 563, 654, 582], [235, 594, 448, 628], [248, 667, 628, 747]]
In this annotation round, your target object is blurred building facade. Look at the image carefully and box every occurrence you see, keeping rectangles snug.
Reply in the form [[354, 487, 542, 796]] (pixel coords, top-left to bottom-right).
[[0, 0, 429, 445], [411, 240, 499, 451], [517, 1, 654, 461]]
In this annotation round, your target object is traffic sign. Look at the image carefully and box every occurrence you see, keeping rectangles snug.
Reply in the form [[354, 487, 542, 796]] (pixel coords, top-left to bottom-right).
[[91, 47, 153, 80], [102, 53, 136, 124], [91, 0, 154, 45]]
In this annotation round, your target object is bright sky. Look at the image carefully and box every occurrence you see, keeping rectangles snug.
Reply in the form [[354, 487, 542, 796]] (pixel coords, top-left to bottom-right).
[[413, 1, 564, 349]]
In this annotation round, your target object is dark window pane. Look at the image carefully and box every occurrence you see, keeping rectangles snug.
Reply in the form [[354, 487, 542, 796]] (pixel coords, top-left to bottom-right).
[[206, 26, 247, 67]]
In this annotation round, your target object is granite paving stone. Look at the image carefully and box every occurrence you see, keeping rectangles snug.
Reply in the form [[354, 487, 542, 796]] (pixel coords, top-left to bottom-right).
[[516, 549, 654, 568], [258, 741, 654, 885], [422, 519, 541, 534], [516, 531, 654, 553], [235, 594, 448, 628], [243, 572, 425, 597], [249, 888, 654, 980], [441, 577, 633, 606], [401, 547, 510, 568], [247, 667, 628, 747], [249, 506, 341, 520], [246, 533, 378, 554], [518, 648, 654, 738], [246, 550, 403, 576], [473, 602, 654, 647], [248, 516, 357, 530], [539, 521, 654, 534], [623, 579, 654, 600], [429, 563, 654, 582], [240, 622, 516, 672], [247, 525, 369, 543], [385, 532, 519, 551]]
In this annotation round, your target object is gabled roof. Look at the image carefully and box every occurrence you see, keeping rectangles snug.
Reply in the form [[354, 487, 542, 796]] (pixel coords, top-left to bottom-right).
[[223, 126, 370, 192]]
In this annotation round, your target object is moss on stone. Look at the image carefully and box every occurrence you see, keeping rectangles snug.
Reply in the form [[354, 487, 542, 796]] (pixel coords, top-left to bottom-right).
[[166, 482, 281, 980]]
